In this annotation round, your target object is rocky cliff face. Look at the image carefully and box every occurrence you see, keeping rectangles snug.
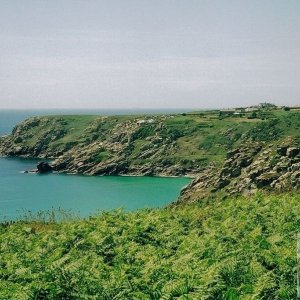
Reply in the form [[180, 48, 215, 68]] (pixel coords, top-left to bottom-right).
[[0, 115, 203, 177], [179, 139, 300, 202], [0, 117, 69, 157], [1, 112, 300, 201], [50, 117, 180, 176]]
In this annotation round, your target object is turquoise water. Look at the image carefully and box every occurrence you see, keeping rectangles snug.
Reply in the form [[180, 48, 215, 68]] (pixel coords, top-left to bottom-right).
[[0, 110, 190, 219]]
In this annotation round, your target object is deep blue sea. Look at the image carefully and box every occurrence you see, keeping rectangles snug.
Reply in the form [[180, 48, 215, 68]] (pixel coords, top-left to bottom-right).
[[0, 109, 190, 220]]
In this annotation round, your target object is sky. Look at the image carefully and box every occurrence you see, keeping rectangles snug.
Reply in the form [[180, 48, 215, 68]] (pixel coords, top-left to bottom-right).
[[0, 0, 299, 109]]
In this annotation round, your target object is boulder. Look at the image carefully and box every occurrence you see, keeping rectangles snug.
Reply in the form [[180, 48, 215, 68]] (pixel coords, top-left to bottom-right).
[[286, 147, 300, 158], [226, 149, 239, 159], [37, 162, 53, 173], [290, 163, 300, 172], [231, 167, 242, 177], [274, 160, 290, 173], [14, 146, 23, 154], [214, 178, 230, 190], [256, 172, 279, 188], [52, 161, 68, 171], [14, 136, 23, 143], [238, 157, 253, 168], [220, 167, 231, 177], [276, 145, 288, 156]]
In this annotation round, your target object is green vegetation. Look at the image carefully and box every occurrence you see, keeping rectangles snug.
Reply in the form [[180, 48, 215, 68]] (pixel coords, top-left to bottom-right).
[[1, 107, 300, 298], [2, 108, 300, 172], [0, 192, 299, 299], [92, 148, 110, 163]]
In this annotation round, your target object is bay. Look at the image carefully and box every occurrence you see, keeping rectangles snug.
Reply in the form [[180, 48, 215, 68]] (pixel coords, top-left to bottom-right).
[[0, 110, 190, 219]]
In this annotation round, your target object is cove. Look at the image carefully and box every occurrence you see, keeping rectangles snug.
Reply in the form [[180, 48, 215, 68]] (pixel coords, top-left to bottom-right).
[[0, 157, 191, 220]]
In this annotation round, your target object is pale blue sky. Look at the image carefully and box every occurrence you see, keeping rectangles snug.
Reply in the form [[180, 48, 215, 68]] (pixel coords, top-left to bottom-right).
[[0, 0, 299, 109]]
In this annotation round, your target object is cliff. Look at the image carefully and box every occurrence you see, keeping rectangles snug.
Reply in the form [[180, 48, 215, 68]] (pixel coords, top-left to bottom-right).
[[179, 140, 300, 202]]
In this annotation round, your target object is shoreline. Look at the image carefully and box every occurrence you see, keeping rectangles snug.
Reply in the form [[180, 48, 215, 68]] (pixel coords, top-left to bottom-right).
[[0, 155, 197, 180], [0, 155, 197, 179]]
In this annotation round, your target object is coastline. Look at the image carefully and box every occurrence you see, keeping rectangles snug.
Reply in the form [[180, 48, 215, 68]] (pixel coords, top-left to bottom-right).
[[1, 110, 300, 202]]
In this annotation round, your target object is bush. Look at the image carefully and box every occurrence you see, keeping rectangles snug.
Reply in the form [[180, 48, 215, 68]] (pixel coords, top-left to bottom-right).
[[244, 119, 283, 142]]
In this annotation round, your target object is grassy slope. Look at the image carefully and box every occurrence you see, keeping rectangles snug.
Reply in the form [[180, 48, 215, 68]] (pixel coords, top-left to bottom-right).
[[0, 192, 299, 299]]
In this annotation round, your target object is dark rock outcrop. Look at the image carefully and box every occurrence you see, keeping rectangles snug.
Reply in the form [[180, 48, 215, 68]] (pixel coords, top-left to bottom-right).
[[255, 172, 280, 188], [37, 162, 53, 173], [287, 147, 300, 158], [277, 145, 288, 156]]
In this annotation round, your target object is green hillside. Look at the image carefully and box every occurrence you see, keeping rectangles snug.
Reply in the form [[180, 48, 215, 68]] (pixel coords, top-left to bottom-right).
[[0, 192, 299, 299], [1, 108, 300, 178]]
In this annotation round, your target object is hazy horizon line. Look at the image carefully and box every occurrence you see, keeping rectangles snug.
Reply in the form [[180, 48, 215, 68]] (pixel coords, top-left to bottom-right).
[[0, 102, 297, 111]]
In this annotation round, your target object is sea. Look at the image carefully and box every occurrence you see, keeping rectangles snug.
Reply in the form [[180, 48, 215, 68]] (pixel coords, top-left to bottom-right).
[[0, 109, 191, 220]]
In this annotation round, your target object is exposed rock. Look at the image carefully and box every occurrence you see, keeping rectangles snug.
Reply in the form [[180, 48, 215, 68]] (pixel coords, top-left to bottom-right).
[[274, 157, 291, 172], [286, 147, 300, 158], [226, 149, 239, 159], [231, 167, 242, 177], [214, 178, 230, 190], [277, 145, 288, 156], [37, 162, 53, 173], [178, 166, 217, 202], [255, 172, 279, 188], [14, 146, 23, 154], [271, 170, 300, 191], [14, 136, 23, 143], [179, 139, 300, 202], [290, 162, 300, 172], [238, 157, 253, 168]]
